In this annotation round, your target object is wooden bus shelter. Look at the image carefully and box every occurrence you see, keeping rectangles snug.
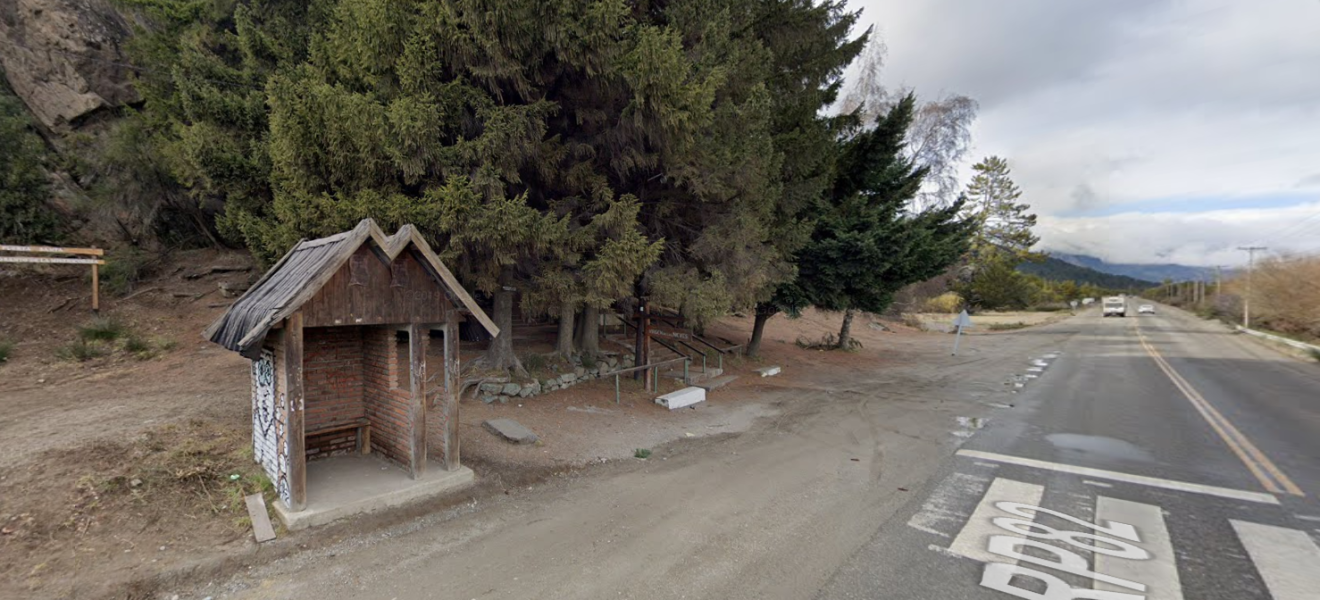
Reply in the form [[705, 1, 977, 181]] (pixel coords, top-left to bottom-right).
[[204, 219, 497, 512]]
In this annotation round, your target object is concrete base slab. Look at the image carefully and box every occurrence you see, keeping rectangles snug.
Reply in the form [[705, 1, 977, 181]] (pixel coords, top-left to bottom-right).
[[272, 455, 474, 531], [656, 386, 706, 410]]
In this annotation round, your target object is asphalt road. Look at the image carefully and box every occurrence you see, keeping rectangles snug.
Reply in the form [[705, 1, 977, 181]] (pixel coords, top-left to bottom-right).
[[818, 302, 1320, 600]]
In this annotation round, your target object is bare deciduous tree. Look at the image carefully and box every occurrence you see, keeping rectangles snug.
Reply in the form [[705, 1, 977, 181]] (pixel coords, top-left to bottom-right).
[[840, 40, 978, 212]]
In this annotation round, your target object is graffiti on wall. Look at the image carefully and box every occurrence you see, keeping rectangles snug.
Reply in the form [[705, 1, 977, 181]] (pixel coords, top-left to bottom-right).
[[251, 350, 290, 506]]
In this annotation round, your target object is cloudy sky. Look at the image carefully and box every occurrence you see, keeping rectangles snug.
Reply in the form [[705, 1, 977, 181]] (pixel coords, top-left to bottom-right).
[[851, 0, 1320, 266]]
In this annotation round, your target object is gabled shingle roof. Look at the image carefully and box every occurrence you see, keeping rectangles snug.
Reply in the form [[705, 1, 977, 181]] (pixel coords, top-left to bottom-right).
[[203, 219, 498, 359]]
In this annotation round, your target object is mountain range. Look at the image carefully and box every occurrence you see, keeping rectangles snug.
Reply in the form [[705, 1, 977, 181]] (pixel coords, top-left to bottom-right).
[[1018, 256, 1157, 290], [1048, 252, 1222, 283]]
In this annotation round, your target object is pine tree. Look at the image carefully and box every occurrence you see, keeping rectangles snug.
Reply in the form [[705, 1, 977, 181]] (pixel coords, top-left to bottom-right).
[[963, 156, 1039, 260], [745, 0, 868, 357], [787, 94, 975, 349]]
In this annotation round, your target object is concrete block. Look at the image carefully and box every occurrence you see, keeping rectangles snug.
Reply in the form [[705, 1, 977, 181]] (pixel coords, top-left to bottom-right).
[[655, 386, 706, 410], [483, 418, 539, 444], [755, 366, 781, 377]]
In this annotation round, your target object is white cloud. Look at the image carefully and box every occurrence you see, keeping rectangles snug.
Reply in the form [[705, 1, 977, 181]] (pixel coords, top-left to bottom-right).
[[1038, 202, 1320, 266], [852, 0, 1320, 263]]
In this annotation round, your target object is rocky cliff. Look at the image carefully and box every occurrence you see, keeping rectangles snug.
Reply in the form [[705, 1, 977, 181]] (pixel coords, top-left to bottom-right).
[[0, 0, 138, 130]]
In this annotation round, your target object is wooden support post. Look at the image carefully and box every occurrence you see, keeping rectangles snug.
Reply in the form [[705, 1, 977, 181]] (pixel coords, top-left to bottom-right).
[[283, 313, 306, 511], [633, 302, 647, 381], [443, 310, 461, 471], [91, 262, 99, 313], [408, 322, 427, 478]]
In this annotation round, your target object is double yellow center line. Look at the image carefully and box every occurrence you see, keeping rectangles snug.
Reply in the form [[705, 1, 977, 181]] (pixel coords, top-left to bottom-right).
[[1136, 325, 1303, 496]]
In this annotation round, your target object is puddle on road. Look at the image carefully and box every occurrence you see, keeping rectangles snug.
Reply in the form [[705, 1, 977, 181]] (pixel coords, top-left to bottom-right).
[[953, 416, 989, 438], [1045, 433, 1153, 462]]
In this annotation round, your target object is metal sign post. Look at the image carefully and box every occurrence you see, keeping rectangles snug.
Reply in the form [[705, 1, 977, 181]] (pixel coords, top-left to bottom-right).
[[951, 310, 974, 356]]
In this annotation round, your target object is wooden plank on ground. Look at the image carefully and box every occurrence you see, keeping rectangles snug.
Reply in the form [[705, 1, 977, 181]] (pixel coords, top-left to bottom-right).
[[244, 493, 277, 542]]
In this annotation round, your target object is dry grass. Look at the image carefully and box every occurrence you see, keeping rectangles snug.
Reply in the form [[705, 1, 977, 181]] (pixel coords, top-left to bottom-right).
[[1243, 254, 1320, 342]]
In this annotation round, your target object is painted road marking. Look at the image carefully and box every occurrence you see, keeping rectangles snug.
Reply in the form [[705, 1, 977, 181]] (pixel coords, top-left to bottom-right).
[[956, 449, 1280, 505], [1094, 497, 1182, 599], [949, 478, 1045, 562], [1136, 327, 1303, 496], [1230, 520, 1320, 600]]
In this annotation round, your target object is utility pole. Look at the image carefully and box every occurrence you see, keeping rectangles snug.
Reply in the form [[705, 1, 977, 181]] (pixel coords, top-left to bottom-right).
[[1213, 265, 1224, 300], [1237, 246, 1266, 328]]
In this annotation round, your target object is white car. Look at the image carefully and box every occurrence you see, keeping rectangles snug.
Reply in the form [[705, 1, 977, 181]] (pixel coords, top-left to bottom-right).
[[1138, 304, 1155, 315]]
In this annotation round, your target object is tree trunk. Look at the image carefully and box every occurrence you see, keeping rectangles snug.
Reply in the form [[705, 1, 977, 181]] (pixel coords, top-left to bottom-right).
[[580, 304, 600, 358], [485, 272, 526, 375], [555, 302, 576, 358], [747, 303, 777, 357], [835, 308, 855, 350]]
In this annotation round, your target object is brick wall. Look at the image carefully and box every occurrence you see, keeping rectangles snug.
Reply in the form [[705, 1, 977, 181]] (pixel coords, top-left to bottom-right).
[[302, 326, 366, 460], [363, 328, 414, 467]]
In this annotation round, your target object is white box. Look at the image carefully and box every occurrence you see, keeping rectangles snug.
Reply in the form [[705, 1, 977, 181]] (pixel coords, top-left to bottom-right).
[[656, 386, 706, 410]]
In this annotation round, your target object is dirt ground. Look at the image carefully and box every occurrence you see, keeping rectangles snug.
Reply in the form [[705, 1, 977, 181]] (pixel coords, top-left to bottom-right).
[[0, 255, 1067, 600], [911, 309, 1073, 331]]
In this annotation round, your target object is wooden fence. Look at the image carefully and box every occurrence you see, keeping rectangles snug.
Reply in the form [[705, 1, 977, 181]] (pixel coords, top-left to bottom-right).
[[0, 245, 106, 311]]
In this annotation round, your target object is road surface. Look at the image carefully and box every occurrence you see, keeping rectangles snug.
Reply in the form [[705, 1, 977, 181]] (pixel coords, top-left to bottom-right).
[[189, 305, 1320, 600], [819, 303, 1320, 600]]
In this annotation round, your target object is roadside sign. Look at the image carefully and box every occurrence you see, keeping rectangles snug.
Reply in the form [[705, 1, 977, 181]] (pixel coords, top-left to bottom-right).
[[952, 310, 973, 355]]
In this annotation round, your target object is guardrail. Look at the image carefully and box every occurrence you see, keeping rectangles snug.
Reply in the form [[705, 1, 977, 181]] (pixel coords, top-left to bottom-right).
[[1234, 326, 1320, 354]]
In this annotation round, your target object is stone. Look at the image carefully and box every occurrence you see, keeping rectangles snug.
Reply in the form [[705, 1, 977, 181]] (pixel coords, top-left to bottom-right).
[[483, 418, 539, 444], [501, 383, 522, 396], [479, 383, 504, 394], [481, 395, 498, 404], [0, 0, 140, 130], [218, 281, 249, 298], [574, 366, 586, 377], [559, 372, 577, 384], [542, 379, 557, 389], [519, 381, 540, 397]]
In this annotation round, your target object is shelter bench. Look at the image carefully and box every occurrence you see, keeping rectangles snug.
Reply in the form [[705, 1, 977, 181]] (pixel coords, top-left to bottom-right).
[[306, 418, 372, 456]]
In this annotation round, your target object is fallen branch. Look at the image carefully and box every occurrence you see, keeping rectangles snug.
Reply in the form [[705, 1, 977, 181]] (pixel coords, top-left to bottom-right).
[[48, 297, 77, 313], [121, 287, 162, 302]]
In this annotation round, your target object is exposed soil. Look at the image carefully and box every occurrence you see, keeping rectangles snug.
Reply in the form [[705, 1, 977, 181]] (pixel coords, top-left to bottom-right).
[[0, 253, 1071, 599]]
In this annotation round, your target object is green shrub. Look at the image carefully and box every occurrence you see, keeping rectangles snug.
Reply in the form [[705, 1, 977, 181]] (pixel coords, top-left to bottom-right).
[[58, 339, 107, 361], [79, 317, 127, 341], [98, 249, 150, 296], [634, 448, 652, 459], [0, 339, 13, 362], [124, 335, 152, 355]]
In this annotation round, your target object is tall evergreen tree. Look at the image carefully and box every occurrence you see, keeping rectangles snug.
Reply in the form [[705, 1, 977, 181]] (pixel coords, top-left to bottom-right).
[[744, 0, 868, 357], [954, 155, 1041, 308], [785, 94, 975, 349]]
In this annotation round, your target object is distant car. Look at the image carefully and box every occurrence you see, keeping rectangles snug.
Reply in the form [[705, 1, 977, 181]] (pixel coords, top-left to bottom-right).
[[1138, 304, 1155, 315]]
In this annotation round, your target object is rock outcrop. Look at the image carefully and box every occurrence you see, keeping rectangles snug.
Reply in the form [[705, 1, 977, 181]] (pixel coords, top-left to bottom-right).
[[0, 0, 138, 130]]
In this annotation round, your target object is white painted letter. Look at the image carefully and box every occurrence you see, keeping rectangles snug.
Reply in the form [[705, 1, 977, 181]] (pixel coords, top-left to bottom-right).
[[987, 535, 1146, 592], [982, 563, 1145, 600]]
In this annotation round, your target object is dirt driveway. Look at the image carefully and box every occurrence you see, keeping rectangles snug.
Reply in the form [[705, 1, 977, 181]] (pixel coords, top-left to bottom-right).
[[175, 311, 1083, 600]]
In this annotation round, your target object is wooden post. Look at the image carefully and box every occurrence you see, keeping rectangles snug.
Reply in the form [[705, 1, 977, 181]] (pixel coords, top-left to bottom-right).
[[283, 312, 306, 511], [443, 309, 461, 471], [408, 322, 427, 478], [91, 262, 99, 313]]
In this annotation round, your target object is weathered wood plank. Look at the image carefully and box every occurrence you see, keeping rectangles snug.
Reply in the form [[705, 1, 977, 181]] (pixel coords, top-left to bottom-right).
[[408, 322, 427, 478], [283, 312, 306, 511], [444, 312, 460, 471], [244, 493, 277, 543], [0, 245, 103, 256], [0, 256, 106, 265]]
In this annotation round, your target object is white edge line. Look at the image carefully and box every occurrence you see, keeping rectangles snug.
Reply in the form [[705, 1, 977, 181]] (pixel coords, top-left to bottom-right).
[[957, 450, 1279, 505]]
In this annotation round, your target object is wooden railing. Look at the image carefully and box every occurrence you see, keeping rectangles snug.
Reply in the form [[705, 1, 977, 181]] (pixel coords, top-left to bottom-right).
[[0, 245, 106, 311], [598, 356, 690, 404]]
